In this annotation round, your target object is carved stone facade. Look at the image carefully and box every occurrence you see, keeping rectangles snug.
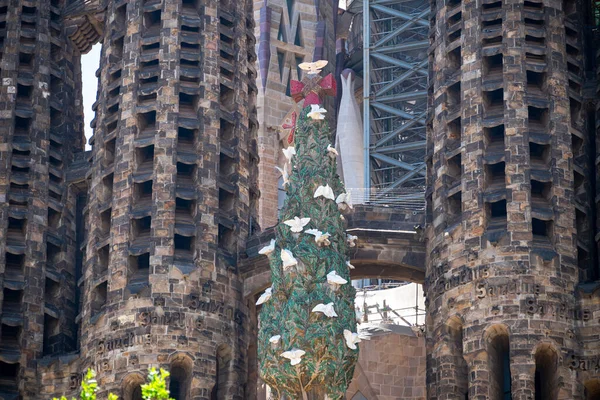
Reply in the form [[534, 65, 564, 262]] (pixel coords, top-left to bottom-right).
[[425, 0, 600, 398], [254, 0, 337, 229]]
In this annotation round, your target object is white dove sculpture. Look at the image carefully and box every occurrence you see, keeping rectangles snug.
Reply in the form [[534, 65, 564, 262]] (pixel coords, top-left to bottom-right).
[[343, 329, 361, 350], [327, 270, 348, 288], [258, 239, 276, 256], [312, 302, 338, 318], [307, 104, 327, 120], [281, 249, 298, 269], [256, 287, 272, 305], [275, 164, 290, 187], [314, 184, 335, 200], [298, 60, 328, 75], [282, 146, 296, 162], [280, 348, 306, 366], [336, 191, 353, 211], [346, 260, 355, 270], [283, 216, 310, 233], [269, 335, 281, 344], [327, 144, 338, 158], [346, 234, 358, 248], [305, 229, 331, 247]]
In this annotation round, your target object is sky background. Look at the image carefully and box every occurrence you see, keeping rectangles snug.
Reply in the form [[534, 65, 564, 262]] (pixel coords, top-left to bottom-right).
[[82, 44, 101, 150]]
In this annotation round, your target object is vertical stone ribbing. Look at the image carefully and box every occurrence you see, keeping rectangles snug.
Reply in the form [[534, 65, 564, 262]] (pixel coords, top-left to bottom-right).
[[79, 0, 256, 397], [426, 0, 582, 398]]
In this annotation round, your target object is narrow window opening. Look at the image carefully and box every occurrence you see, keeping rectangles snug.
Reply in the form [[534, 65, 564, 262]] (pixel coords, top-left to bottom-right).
[[134, 180, 153, 207], [48, 207, 61, 229], [5, 253, 24, 278], [447, 191, 462, 218], [483, 54, 503, 77], [484, 125, 505, 152], [219, 188, 235, 213], [97, 245, 109, 276], [0, 362, 19, 394], [132, 216, 152, 241], [448, 46, 462, 74], [220, 84, 235, 112], [534, 347, 558, 400], [115, 4, 127, 26], [485, 162, 505, 190], [105, 138, 116, 165], [102, 173, 114, 203], [446, 81, 461, 113], [1, 324, 20, 351], [43, 313, 59, 356], [487, 328, 512, 400], [178, 127, 196, 148], [143, 10, 161, 33], [138, 111, 157, 134], [447, 153, 462, 182], [2, 288, 23, 316], [532, 218, 552, 239], [526, 70, 546, 95], [528, 107, 548, 132], [483, 88, 504, 118], [530, 180, 551, 207], [91, 282, 107, 317], [529, 142, 551, 168], [128, 253, 150, 286], [220, 119, 235, 142], [136, 145, 155, 173], [179, 92, 198, 114], [218, 224, 235, 253], [100, 208, 112, 238], [113, 36, 124, 59], [487, 200, 507, 230]]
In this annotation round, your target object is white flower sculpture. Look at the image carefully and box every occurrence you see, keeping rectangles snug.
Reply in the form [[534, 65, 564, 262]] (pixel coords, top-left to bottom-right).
[[314, 184, 335, 200], [312, 302, 338, 318], [280, 348, 306, 366], [327, 270, 348, 288], [343, 329, 361, 350], [336, 191, 353, 211], [281, 249, 298, 270], [307, 104, 327, 120], [283, 216, 311, 233], [258, 239, 276, 256], [269, 335, 281, 344], [305, 229, 331, 247], [256, 287, 272, 305]]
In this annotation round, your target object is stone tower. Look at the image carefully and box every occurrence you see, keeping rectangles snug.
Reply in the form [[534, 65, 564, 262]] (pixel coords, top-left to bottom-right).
[[79, 0, 258, 397], [0, 0, 84, 398], [426, 0, 595, 398]]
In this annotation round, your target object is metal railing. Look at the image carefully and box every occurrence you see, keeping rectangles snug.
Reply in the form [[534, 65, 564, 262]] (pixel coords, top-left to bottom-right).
[[346, 187, 426, 211]]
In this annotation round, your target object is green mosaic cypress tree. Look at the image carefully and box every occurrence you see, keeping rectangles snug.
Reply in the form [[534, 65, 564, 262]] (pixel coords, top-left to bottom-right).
[[257, 98, 359, 399]]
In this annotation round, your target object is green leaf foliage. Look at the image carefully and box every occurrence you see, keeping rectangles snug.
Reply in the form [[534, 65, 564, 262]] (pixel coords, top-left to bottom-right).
[[51, 368, 174, 400], [258, 105, 358, 399]]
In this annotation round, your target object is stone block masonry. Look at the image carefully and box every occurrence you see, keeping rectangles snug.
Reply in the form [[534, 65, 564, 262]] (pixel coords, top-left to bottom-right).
[[425, 0, 600, 398]]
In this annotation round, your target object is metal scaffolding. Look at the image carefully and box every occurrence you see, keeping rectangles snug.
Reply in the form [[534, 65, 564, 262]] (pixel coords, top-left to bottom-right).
[[360, 0, 429, 199]]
